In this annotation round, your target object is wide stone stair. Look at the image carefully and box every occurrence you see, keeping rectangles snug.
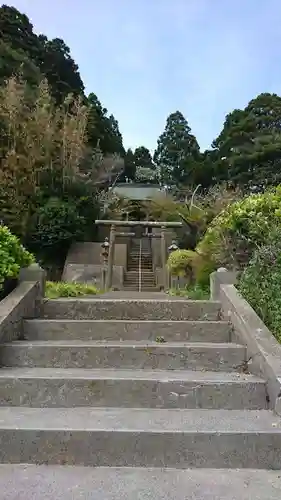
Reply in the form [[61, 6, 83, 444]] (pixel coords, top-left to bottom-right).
[[0, 295, 280, 498]]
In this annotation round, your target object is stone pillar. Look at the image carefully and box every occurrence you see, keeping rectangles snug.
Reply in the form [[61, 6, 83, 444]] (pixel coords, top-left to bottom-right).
[[19, 263, 46, 319], [19, 263, 46, 296], [106, 224, 116, 290], [210, 268, 237, 300], [160, 226, 167, 290]]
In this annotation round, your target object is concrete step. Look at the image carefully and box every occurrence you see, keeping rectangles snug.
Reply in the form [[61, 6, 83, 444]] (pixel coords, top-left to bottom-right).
[[123, 282, 156, 286], [23, 319, 232, 342], [0, 466, 280, 500], [128, 258, 152, 261], [41, 298, 221, 320], [124, 274, 155, 278], [1, 341, 246, 372], [0, 368, 267, 409], [123, 285, 156, 289], [127, 270, 153, 273], [127, 267, 153, 271], [124, 278, 155, 282], [127, 266, 153, 270], [0, 407, 279, 468], [124, 279, 156, 283], [122, 287, 159, 292], [125, 271, 155, 276], [123, 283, 156, 286]]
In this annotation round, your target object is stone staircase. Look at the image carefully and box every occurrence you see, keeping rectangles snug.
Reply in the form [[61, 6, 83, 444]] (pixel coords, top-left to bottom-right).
[[0, 295, 280, 498], [123, 238, 157, 291]]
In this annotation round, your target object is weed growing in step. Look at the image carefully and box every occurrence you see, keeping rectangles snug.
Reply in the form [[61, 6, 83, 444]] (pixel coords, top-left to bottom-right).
[[156, 336, 166, 343], [169, 284, 209, 300], [45, 281, 100, 299]]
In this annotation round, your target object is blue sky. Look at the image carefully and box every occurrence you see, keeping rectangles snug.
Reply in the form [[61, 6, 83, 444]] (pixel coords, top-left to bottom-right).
[[6, 0, 281, 152]]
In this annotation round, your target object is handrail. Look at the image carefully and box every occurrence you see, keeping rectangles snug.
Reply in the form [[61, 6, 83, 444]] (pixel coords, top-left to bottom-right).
[[138, 238, 142, 292]]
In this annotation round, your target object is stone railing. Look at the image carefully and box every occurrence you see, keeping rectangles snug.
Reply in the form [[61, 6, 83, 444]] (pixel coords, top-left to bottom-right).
[[210, 268, 281, 416], [0, 264, 46, 343]]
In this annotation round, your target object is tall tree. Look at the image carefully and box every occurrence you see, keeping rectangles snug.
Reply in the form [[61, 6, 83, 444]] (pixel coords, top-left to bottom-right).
[[133, 146, 157, 183], [154, 111, 200, 185], [38, 37, 84, 103], [87, 93, 124, 156], [0, 5, 41, 61], [134, 146, 154, 170], [0, 39, 40, 86], [212, 93, 281, 189], [0, 5, 84, 103], [121, 148, 136, 181]]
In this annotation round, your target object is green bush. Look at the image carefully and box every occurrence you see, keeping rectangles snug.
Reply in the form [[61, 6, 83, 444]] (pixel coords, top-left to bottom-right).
[[0, 225, 34, 289], [197, 187, 281, 269], [28, 197, 86, 264], [167, 249, 197, 279], [167, 248, 215, 287], [193, 257, 216, 287], [238, 231, 281, 342], [45, 281, 100, 299]]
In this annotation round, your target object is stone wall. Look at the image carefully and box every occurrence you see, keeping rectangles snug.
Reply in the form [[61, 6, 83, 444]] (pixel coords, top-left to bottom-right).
[[64, 242, 127, 268]]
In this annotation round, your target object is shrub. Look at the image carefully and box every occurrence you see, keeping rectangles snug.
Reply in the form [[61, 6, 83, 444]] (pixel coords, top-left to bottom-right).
[[193, 256, 216, 287], [0, 225, 34, 290], [167, 248, 215, 286], [238, 231, 281, 342], [167, 249, 197, 280], [45, 281, 100, 299], [28, 197, 86, 264], [197, 187, 281, 269]]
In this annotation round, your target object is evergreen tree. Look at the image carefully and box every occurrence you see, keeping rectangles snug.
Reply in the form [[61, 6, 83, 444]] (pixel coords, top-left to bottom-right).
[[154, 111, 200, 185], [212, 93, 281, 189], [122, 148, 136, 181]]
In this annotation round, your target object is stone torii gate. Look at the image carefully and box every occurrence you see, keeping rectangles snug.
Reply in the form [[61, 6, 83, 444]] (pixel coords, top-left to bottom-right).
[[95, 220, 183, 290]]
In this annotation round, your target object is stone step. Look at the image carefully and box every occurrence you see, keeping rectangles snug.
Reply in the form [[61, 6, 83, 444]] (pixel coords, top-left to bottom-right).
[[122, 287, 159, 292], [0, 341, 246, 372], [128, 258, 152, 261], [124, 274, 155, 278], [127, 270, 153, 273], [0, 466, 280, 500], [125, 277, 155, 281], [23, 319, 232, 342], [124, 279, 155, 283], [128, 262, 152, 267], [0, 368, 267, 409], [123, 284, 156, 288], [127, 267, 153, 271], [123, 283, 156, 286], [1, 466, 281, 500], [124, 277, 155, 281], [125, 273, 155, 276], [41, 298, 221, 320], [0, 407, 279, 468]]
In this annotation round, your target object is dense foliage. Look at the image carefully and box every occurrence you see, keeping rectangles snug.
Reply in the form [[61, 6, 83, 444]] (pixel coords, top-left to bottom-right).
[[238, 231, 281, 342], [212, 93, 281, 191], [197, 188, 281, 269], [0, 4, 126, 273], [0, 225, 34, 289]]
